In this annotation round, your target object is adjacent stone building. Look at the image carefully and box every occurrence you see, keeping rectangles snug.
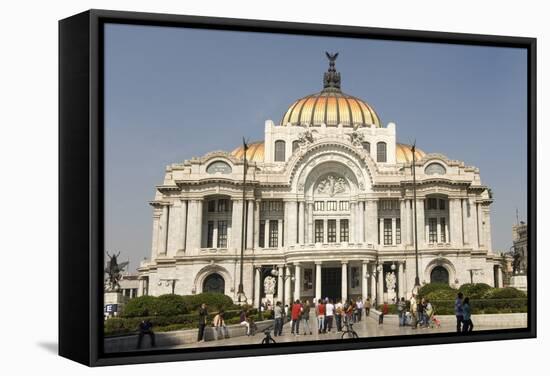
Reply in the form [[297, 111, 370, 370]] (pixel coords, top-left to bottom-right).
[[137, 55, 504, 305]]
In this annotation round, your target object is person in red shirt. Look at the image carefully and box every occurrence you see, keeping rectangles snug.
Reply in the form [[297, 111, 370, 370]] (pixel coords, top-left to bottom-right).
[[316, 299, 326, 334], [291, 299, 303, 336], [379, 302, 389, 325]]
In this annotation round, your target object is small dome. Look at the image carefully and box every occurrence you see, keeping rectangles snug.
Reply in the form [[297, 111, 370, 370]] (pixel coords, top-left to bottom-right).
[[395, 143, 426, 163], [280, 52, 381, 128], [231, 141, 264, 162]]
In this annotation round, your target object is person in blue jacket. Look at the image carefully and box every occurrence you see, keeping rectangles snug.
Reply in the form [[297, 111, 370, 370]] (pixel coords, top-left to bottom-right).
[[462, 297, 474, 333]]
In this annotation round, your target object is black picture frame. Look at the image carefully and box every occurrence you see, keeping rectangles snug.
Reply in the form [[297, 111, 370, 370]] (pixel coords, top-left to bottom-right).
[[59, 9, 537, 367]]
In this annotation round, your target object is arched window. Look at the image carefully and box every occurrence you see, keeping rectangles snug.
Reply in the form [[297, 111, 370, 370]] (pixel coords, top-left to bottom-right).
[[203, 273, 225, 294], [430, 266, 449, 284], [376, 142, 387, 162], [274, 140, 286, 162], [292, 140, 300, 153], [425, 163, 446, 175]]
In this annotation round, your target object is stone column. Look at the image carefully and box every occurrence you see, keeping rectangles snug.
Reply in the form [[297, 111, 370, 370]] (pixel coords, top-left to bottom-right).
[[277, 265, 284, 301], [483, 206, 492, 252], [294, 263, 301, 300], [341, 262, 348, 302], [158, 204, 169, 255], [264, 220, 270, 248], [254, 200, 260, 249], [138, 279, 145, 297], [212, 220, 218, 248], [379, 218, 384, 246], [436, 217, 442, 243], [361, 262, 368, 300], [231, 200, 242, 250], [400, 199, 408, 246], [150, 208, 161, 259], [277, 219, 283, 248], [180, 200, 187, 252], [336, 219, 341, 243], [357, 201, 365, 243], [315, 262, 322, 302], [476, 202, 484, 248], [392, 217, 397, 246], [461, 199, 469, 245], [285, 265, 292, 306], [247, 200, 254, 249], [450, 199, 462, 247], [398, 261, 404, 300], [298, 201, 306, 244], [307, 202, 314, 243], [377, 267, 384, 305], [370, 264, 376, 301], [254, 266, 261, 307], [365, 200, 378, 245], [323, 219, 328, 243]]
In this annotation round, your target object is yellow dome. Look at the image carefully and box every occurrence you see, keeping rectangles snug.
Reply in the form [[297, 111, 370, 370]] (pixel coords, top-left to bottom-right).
[[281, 52, 381, 128], [231, 142, 425, 164]]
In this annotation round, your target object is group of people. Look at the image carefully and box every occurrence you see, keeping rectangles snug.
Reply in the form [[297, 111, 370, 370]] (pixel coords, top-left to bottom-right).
[[279, 297, 373, 336], [455, 292, 474, 333], [406, 295, 439, 328], [198, 303, 259, 342]]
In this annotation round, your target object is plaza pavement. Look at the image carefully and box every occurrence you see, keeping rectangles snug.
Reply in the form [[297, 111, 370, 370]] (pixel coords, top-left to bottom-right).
[[167, 314, 521, 350]]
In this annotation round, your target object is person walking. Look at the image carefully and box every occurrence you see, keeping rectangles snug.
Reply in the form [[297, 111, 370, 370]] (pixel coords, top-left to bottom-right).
[[356, 299, 364, 321], [197, 303, 208, 342], [379, 301, 388, 324], [136, 318, 156, 349], [462, 297, 474, 333], [213, 309, 228, 340], [273, 301, 283, 336], [325, 299, 335, 332], [291, 299, 303, 336], [410, 294, 418, 329], [425, 299, 434, 328], [417, 297, 426, 328], [335, 300, 344, 332], [240, 309, 251, 336], [455, 292, 464, 333], [316, 299, 326, 334], [364, 296, 371, 317], [301, 300, 313, 335], [397, 297, 406, 326]]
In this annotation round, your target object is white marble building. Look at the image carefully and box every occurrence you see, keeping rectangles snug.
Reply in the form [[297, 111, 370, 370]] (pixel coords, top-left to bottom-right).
[[137, 56, 504, 305]]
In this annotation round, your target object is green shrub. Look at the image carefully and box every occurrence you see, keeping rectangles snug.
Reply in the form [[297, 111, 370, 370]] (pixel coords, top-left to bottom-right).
[[122, 295, 159, 317], [182, 293, 234, 312], [418, 283, 456, 298], [428, 298, 527, 316], [459, 283, 493, 299], [155, 294, 190, 316], [484, 287, 526, 299], [426, 289, 457, 301]]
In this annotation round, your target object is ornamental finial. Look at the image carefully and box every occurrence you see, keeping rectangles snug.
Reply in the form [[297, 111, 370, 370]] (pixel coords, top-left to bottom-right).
[[323, 52, 341, 91]]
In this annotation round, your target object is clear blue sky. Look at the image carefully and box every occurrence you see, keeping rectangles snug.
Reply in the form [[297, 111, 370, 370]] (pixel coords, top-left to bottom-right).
[[104, 23, 527, 272]]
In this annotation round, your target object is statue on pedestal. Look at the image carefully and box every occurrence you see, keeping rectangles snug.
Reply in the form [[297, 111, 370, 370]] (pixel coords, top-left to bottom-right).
[[264, 276, 277, 295], [385, 271, 396, 294], [105, 251, 128, 292]]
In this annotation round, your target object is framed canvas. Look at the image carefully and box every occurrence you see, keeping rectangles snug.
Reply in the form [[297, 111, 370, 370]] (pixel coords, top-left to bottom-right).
[[59, 9, 536, 366]]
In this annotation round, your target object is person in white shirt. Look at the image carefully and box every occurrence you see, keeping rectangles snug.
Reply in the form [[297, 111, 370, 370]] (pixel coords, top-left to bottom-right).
[[334, 300, 344, 332], [356, 299, 364, 321], [325, 299, 335, 332]]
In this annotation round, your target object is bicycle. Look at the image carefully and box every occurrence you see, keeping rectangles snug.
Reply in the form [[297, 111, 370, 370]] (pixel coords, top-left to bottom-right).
[[341, 321, 359, 339], [261, 328, 276, 344]]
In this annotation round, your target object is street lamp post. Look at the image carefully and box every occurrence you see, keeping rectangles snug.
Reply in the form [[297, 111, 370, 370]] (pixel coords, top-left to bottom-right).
[[411, 142, 421, 292], [237, 138, 249, 304]]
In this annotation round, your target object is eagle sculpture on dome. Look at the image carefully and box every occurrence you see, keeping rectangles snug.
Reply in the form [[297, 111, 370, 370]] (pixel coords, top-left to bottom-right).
[[326, 52, 339, 62]]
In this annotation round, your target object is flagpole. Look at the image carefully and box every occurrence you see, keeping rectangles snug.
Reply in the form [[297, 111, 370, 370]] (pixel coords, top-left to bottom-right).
[[237, 138, 248, 303]]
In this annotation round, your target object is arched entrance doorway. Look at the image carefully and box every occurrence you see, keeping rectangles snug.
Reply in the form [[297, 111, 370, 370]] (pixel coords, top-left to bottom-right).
[[430, 266, 449, 284], [203, 273, 225, 294]]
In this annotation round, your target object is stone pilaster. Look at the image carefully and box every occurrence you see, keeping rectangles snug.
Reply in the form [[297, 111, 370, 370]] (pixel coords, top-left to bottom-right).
[[180, 199, 187, 252], [365, 199, 378, 245], [307, 202, 314, 243], [315, 262, 322, 302], [254, 200, 260, 249], [298, 201, 306, 244], [361, 262, 368, 300], [231, 200, 242, 250], [247, 200, 254, 249]]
